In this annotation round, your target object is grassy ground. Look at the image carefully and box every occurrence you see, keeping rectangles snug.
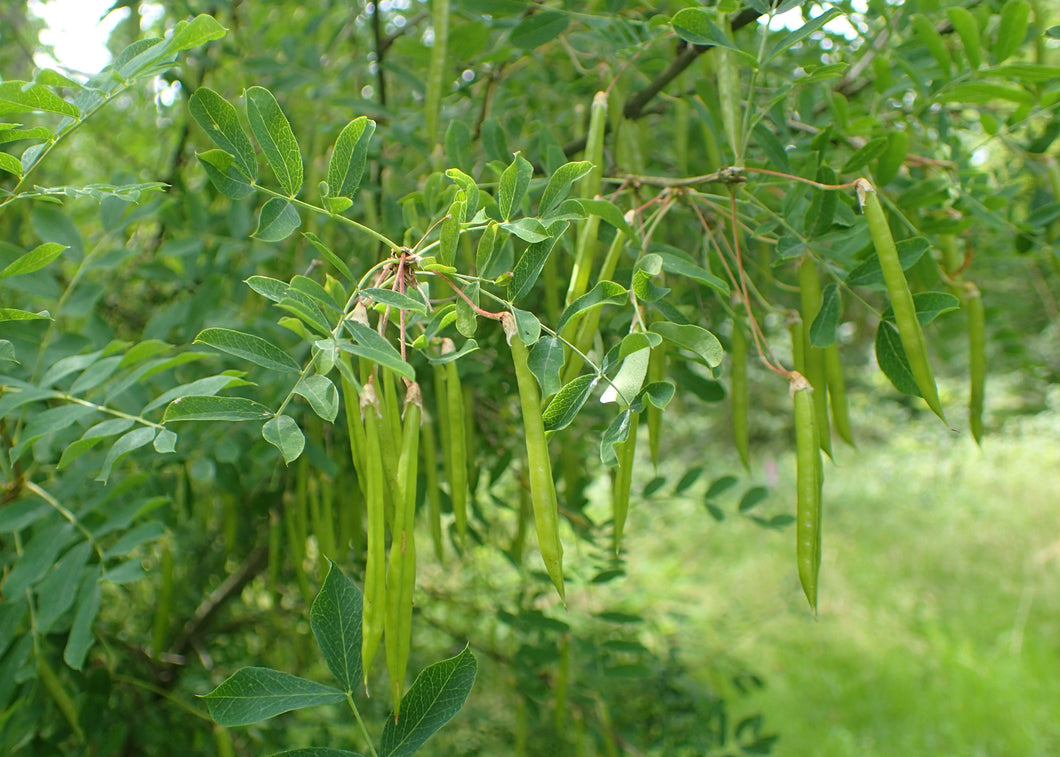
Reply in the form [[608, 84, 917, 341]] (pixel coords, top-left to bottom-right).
[[618, 417, 1060, 756]]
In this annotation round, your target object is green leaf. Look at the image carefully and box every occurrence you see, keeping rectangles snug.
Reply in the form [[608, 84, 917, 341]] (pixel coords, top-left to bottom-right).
[[738, 486, 770, 513], [245, 86, 303, 196], [201, 667, 346, 727], [988, 63, 1060, 83], [0, 81, 79, 118], [253, 198, 301, 241], [912, 14, 952, 78], [765, 8, 842, 64], [539, 161, 593, 216], [379, 646, 477, 757], [994, 0, 1030, 63], [0, 242, 66, 280], [154, 429, 177, 453], [656, 250, 729, 295], [631, 253, 669, 302], [500, 217, 551, 243], [103, 521, 165, 560], [272, 750, 364, 757], [303, 232, 355, 282], [510, 307, 541, 346], [841, 137, 888, 174], [809, 284, 840, 348], [846, 237, 930, 286], [246, 275, 289, 303], [556, 280, 628, 332], [189, 88, 256, 179], [671, 9, 756, 64], [162, 396, 273, 422], [142, 373, 249, 414], [197, 149, 255, 199], [875, 320, 919, 396], [938, 82, 1034, 106], [0, 152, 23, 178], [526, 336, 564, 398], [262, 415, 305, 464], [630, 381, 675, 413], [3, 522, 72, 595], [0, 126, 54, 145], [328, 116, 376, 200], [341, 321, 415, 381], [600, 408, 632, 467], [195, 327, 301, 373], [443, 169, 480, 220], [601, 347, 650, 406], [294, 375, 339, 423], [56, 418, 135, 469], [497, 152, 533, 220], [0, 308, 50, 322], [576, 199, 638, 241], [167, 13, 227, 53], [360, 288, 429, 315], [649, 323, 723, 368], [455, 280, 480, 338], [509, 10, 569, 49], [0, 339, 16, 365], [705, 474, 739, 500], [542, 375, 598, 432], [64, 566, 101, 670], [881, 291, 961, 327], [310, 560, 363, 693], [510, 221, 568, 301], [946, 7, 982, 69], [96, 426, 158, 484]]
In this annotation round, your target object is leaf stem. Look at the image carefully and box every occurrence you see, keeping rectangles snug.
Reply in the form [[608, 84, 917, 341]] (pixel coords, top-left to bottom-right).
[[347, 692, 380, 757]]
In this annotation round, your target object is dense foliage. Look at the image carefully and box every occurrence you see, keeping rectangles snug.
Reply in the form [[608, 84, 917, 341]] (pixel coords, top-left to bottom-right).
[[1, 0, 1058, 754]]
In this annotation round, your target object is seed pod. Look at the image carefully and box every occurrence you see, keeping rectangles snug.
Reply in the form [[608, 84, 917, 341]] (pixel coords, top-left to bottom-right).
[[798, 256, 833, 457], [824, 344, 855, 447], [503, 313, 565, 601], [857, 178, 945, 421], [360, 383, 386, 690], [386, 383, 421, 718], [791, 371, 823, 615], [965, 284, 986, 445]]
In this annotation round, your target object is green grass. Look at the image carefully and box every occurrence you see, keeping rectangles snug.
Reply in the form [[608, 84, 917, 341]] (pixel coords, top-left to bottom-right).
[[619, 421, 1060, 757]]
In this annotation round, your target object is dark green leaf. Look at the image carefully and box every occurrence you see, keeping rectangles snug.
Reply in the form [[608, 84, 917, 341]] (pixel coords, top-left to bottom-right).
[[509, 10, 569, 49], [705, 474, 739, 499], [163, 396, 273, 422], [501, 217, 551, 243], [379, 647, 477, 757], [875, 321, 919, 396], [311, 561, 363, 693], [671, 9, 755, 64], [294, 375, 339, 423], [245, 86, 303, 196], [328, 116, 375, 200], [542, 375, 598, 432], [262, 415, 305, 464], [539, 161, 593, 216], [630, 381, 675, 413], [195, 327, 301, 373], [738, 486, 770, 513], [96, 426, 158, 484], [674, 466, 705, 495], [196, 149, 255, 199], [809, 284, 840, 348], [650, 323, 723, 367], [846, 237, 930, 286], [189, 87, 257, 179], [556, 280, 628, 332], [527, 336, 564, 397], [342, 321, 415, 380], [201, 667, 345, 727], [576, 199, 638, 241], [253, 198, 301, 242], [497, 152, 533, 220], [3, 522, 73, 595], [881, 291, 961, 327], [64, 566, 101, 670], [631, 253, 669, 302], [510, 221, 568, 301], [600, 409, 632, 468], [841, 137, 888, 174], [303, 232, 355, 282]]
